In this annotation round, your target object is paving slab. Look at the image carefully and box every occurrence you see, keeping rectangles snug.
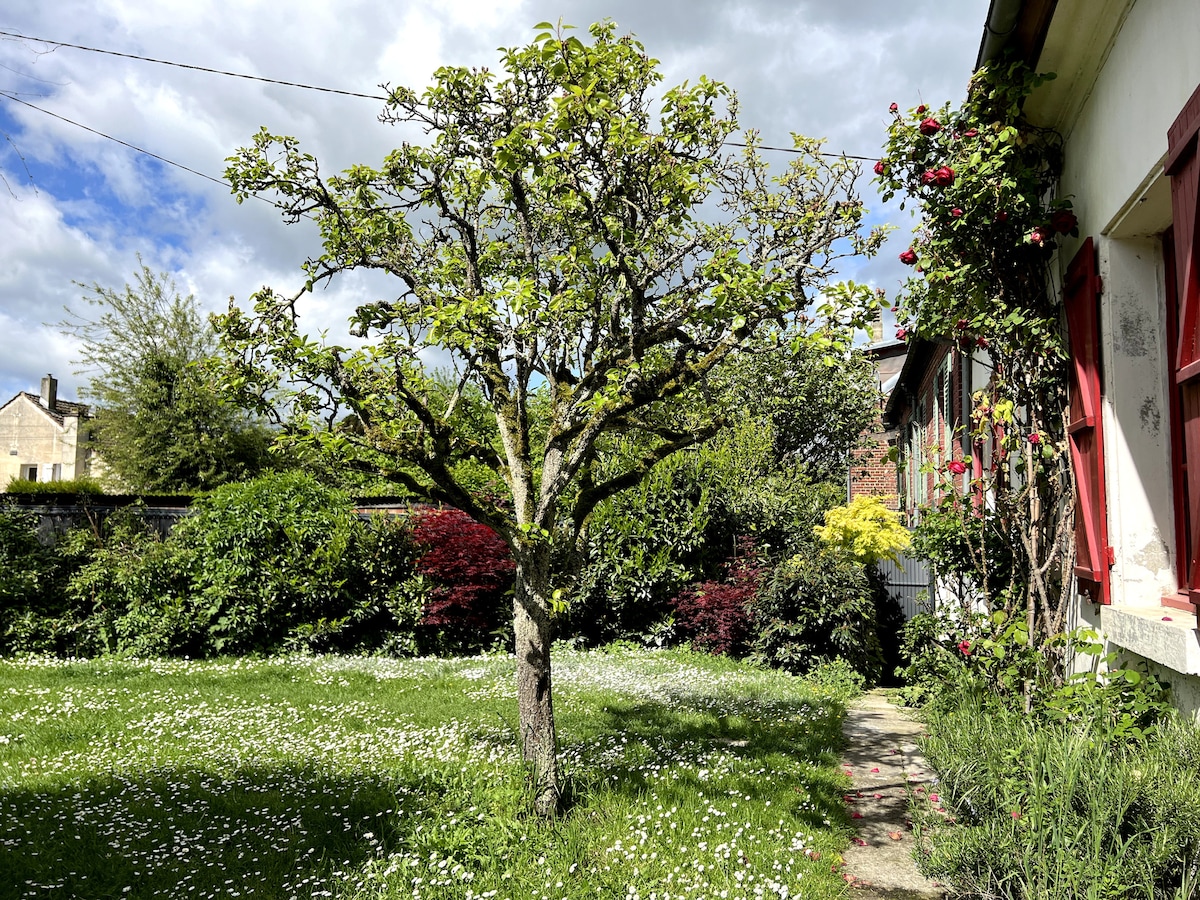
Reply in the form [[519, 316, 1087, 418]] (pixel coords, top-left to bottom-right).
[[837, 691, 945, 899]]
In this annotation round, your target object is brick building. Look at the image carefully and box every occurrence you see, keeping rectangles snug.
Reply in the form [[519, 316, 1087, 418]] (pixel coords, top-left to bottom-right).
[[846, 330, 908, 511]]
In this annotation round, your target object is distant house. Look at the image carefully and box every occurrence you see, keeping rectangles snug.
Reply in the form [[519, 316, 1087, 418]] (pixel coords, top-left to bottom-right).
[[882, 339, 994, 526], [847, 326, 908, 511], [0, 375, 95, 487]]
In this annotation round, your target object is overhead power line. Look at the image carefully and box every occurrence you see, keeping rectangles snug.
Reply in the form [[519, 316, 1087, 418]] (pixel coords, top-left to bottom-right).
[[0, 29, 387, 100], [0, 90, 228, 187], [0, 28, 878, 161]]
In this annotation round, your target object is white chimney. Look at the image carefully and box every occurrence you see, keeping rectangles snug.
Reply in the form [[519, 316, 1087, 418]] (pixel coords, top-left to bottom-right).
[[40, 374, 57, 411]]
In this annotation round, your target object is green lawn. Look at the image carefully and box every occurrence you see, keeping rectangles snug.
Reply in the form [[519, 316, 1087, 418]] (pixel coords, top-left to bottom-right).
[[0, 648, 853, 900]]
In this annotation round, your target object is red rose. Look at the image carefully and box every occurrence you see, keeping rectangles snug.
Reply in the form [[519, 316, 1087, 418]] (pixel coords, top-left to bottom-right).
[[1030, 227, 1048, 245], [921, 169, 938, 185], [995, 211, 1008, 223], [934, 166, 955, 186], [951, 207, 963, 217], [948, 460, 967, 475], [964, 128, 978, 138], [976, 336, 989, 348], [874, 160, 886, 176], [916, 104, 927, 114], [919, 117, 941, 136], [895, 327, 908, 340], [889, 102, 899, 112], [956, 318, 969, 330], [957, 640, 972, 656], [1028, 432, 1041, 445], [1049, 209, 1078, 234], [899, 248, 918, 265]]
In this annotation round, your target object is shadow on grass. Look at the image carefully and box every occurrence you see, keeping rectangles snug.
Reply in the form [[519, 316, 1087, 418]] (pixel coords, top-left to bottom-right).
[[0, 763, 447, 900], [561, 694, 850, 829]]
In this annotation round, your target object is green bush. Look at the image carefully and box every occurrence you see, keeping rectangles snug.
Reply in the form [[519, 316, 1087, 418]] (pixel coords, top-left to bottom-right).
[[566, 425, 843, 647], [748, 546, 884, 683], [67, 511, 197, 656], [0, 505, 99, 655], [58, 474, 420, 658], [916, 689, 1200, 899], [169, 472, 361, 653], [4, 476, 104, 495]]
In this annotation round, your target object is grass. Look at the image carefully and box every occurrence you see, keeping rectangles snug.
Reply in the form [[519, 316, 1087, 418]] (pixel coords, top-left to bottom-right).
[[0, 647, 855, 900], [913, 688, 1200, 900]]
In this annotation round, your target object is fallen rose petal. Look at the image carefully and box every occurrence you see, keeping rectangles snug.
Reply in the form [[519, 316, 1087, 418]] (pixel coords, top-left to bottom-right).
[[889, 831, 903, 841], [852, 838, 868, 846], [929, 793, 940, 802], [874, 793, 884, 799], [870, 767, 880, 773], [852, 812, 864, 819]]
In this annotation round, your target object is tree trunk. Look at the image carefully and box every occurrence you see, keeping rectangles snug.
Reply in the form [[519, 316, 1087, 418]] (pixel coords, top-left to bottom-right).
[[512, 551, 560, 818]]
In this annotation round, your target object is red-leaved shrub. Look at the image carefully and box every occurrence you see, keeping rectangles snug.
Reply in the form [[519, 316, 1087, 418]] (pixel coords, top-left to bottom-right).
[[670, 538, 764, 656], [411, 508, 515, 646]]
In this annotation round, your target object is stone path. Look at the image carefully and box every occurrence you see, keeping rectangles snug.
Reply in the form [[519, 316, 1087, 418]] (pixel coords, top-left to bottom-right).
[[836, 691, 945, 898]]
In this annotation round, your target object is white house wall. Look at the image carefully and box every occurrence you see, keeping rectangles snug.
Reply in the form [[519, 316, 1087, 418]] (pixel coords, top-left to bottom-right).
[[1036, 0, 1200, 715], [0, 395, 89, 486]]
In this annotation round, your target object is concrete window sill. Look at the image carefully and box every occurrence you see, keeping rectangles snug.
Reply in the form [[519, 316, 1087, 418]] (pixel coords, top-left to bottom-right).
[[1100, 605, 1200, 675]]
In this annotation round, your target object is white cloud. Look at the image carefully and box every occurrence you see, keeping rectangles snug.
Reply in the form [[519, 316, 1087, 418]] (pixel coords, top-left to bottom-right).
[[0, 0, 990, 401]]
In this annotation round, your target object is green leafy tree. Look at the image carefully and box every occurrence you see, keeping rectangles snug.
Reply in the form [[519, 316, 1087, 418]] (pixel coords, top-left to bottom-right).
[[219, 21, 884, 817], [709, 329, 880, 482], [58, 263, 273, 493]]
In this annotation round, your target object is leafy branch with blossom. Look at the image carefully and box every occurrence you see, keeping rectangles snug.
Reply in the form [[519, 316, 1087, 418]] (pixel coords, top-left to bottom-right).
[[878, 57, 1081, 686]]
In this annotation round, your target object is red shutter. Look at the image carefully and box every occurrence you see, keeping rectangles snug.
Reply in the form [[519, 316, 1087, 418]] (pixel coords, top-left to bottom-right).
[[1065, 237, 1110, 604], [1166, 82, 1200, 602]]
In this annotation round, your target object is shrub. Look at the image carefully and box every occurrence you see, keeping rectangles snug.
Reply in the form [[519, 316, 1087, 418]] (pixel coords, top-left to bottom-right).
[[68, 513, 197, 656], [670, 539, 763, 656], [407, 507, 515, 654], [161, 472, 364, 654], [71, 473, 416, 657], [4, 476, 104, 495], [916, 689, 1200, 900], [566, 429, 844, 647], [0, 504, 99, 655], [346, 513, 422, 656], [568, 452, 714, 645], [814, 495, 910, 565], [749, 546, 883, 683]]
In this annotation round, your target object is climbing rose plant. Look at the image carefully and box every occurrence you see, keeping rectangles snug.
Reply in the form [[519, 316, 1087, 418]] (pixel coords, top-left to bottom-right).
[[876, 58, 1081, 682]]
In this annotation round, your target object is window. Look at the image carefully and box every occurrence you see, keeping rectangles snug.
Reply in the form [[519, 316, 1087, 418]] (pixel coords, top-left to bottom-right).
[[21, 464, 37, 481]]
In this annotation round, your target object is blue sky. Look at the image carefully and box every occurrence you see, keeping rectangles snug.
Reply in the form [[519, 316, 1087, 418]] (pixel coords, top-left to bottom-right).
[[0, 0, 989, 403]]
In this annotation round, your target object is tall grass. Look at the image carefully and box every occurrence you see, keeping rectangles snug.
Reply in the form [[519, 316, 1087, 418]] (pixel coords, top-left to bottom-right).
[[0, 648, 855, 900], [915, 688, 1200, 900]]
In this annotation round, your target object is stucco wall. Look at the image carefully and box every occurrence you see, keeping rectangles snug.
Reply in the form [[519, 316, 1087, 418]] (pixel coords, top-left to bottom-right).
[[1029, 0, 1200, 702], [1043, 0, 1200, 611], [0, 395, 90, 486]]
